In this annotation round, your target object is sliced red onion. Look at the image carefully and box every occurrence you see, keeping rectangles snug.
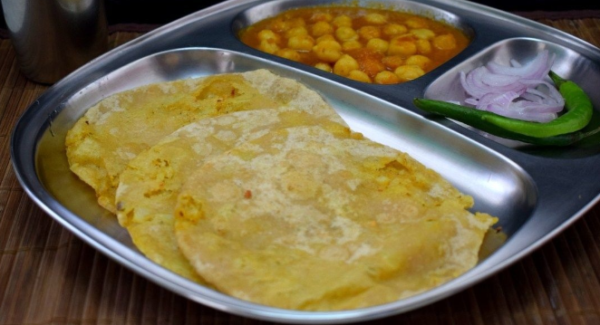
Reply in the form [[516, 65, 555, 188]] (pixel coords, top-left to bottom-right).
[[486, 104, 557, 122], [462, 66, 529, 98], [480, 71, 521, 87], [523, 88, 548, 101], [521, 80, 564, 105], [459, 50, 564, 122], [512, 100, 564, 113], [477, 91, 520, 111], [464, 97, 479, 106], [520, 92, 544, 103], [510, 59, 522, 67]]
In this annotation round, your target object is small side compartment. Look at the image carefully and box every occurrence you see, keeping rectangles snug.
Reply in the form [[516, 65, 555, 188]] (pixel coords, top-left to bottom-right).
[[423, 37, 600, 157]]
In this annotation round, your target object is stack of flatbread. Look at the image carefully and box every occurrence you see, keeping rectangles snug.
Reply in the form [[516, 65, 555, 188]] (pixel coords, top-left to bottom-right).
[[65, 69, 497, 311]]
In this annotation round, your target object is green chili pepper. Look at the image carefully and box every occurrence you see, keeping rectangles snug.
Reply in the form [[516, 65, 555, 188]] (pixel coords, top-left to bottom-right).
[[477, 71, 592, 137], [413, 98, 600, 146], [413, 71, 596, 145]]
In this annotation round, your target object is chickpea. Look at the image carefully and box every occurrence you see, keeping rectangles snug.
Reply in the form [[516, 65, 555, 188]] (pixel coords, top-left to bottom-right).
[[348, 70, 372, 83], [270, 18, 290, 32], [285, 26, 308, 39], [405, 55, 431, 69], [382, 56, 404, 69], [312, 40, 343, 62], [311, 21, 334, 37], [335, 26, 358, 42], [365, 13, 387, 25], [405, 18, 429, 29], [375, 71, 400, 84], [310, 12, 333, 22], [382, 23, 408, 37], [332, 15, 352, 28], [259, 39, 280, 54], [361, 56, 385, 76], [288, 35, 315, 51], [391, 33, 413, 40], [342, 40, 362, 51], [433, 34, 457, 50], [316, 34, 336, 43], [394, 65, 425, 81], [314, 62, 332, 72], [242, 8, 469, 84], [257, 29, 281, 43], [358, 26, 381, 40], [275, 48, 301, 61], [333, 54, 359, 76], [410, 28, 435, 40], [388, 38, 417, 56], [416, 39, 432, 54], [288, 17, 306, 28], [366, 38, 389, 54]]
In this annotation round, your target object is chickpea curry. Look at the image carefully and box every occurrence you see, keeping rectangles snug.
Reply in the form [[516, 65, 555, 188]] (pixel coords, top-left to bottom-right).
[[239, 6, 470, 84], [239, 6, 469, 84]]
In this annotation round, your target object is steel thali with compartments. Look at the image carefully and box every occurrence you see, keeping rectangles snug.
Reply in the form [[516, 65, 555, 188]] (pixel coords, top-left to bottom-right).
[[10, 0, 600, 323]]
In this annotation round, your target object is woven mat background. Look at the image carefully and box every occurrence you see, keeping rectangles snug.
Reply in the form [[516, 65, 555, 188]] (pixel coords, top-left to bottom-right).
[[1, 15, 599, 325]]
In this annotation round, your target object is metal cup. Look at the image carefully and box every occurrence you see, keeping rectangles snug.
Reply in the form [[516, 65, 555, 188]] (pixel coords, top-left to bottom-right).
[[1, 0, 108, 84]]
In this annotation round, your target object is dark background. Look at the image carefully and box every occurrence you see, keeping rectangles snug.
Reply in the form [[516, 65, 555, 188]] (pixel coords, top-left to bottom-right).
[[1, 0, 598, 29], [103, 0, 600, 25], [104, 0, 600, 25]]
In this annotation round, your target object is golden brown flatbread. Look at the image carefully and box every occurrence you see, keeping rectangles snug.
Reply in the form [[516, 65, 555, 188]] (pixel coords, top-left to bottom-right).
[[66, 69, 342, 213], [115, 108, 346, 282], [174, 125, 497, 310]]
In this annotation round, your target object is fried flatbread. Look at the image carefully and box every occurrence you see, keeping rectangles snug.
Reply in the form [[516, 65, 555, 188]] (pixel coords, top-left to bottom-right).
[[116, 108, 347, 282], [66, 69, 342, 213], [174, 126, 497, 310]]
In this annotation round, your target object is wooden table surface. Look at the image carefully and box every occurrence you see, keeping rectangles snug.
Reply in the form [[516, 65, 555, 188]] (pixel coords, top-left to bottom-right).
[[1, 13, 600, 325]]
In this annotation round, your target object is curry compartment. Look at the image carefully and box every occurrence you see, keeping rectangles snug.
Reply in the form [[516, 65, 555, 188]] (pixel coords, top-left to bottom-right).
[[233, 0, 474, 84]]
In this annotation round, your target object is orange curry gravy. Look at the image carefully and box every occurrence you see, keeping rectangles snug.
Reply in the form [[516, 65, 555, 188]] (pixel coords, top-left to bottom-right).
[[238, 6, 470, 84]]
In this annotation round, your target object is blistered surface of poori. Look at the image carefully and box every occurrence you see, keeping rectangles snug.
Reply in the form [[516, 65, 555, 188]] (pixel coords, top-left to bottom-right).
[[175, 125, 497, 310], [116, 107, 344, 282], [66, 69, 340, 213]]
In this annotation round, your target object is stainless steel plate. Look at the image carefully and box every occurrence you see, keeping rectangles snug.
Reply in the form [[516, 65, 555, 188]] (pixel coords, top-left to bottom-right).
[[10, 0, 600, 323]]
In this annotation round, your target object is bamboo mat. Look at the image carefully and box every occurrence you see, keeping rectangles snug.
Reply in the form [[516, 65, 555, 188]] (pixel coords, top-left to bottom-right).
[[1, 16, 600, 325]]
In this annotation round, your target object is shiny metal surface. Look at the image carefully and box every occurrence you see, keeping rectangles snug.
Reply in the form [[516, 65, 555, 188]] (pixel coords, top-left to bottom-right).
[[0, 0, 107, 84], [232, 0, 475, 39], [10, 0, 600, 323]]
